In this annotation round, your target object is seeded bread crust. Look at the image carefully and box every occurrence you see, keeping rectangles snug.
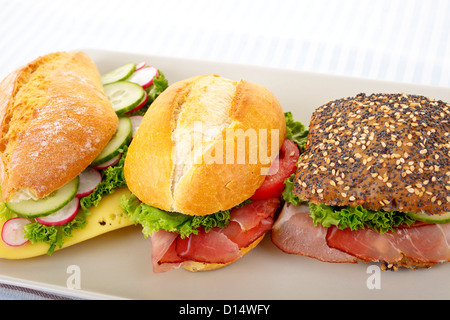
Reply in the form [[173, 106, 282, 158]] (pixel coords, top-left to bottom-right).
[[0, 51, 118, 202], [294, 93, 450, 216]]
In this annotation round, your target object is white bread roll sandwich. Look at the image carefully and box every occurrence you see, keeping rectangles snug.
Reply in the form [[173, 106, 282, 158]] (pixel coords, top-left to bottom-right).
[[122, 74, 306, 272], [0, 51, 138, 258]]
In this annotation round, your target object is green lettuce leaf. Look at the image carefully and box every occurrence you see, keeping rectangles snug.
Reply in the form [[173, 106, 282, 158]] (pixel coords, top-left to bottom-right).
[[0, 201, 15, 222], [309, 203, 416, 234], [281, 174, 304, 206], [284, 112, 309, 151], [148, 70, 169, 102], [281, 174, 416, 234], [24, 209, 88, 255], [80, 146, 128, 211], [121, 194, 251, 238]]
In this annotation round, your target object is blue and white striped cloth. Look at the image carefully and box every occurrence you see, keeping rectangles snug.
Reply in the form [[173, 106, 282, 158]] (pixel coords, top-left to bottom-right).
[[0, 0, 448, 87], [0, 0, 448, 299]]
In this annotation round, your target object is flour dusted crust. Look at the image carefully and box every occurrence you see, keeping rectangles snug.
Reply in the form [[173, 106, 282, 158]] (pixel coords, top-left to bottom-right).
[[124, 74, 286, 216], [0, 51, 118, 202]]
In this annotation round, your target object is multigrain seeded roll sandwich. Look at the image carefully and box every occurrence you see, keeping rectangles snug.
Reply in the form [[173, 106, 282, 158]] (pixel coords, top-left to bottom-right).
[[122, 74, 307, 272], [273, 93, 450, 270], [0, 52, 136, 258]]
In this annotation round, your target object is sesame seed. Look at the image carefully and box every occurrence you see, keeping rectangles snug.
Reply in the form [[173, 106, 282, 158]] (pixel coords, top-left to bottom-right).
[[293, 93, 450, 216]]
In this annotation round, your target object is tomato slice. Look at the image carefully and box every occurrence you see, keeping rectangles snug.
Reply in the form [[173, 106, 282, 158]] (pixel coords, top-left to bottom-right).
[[251, 139, 300, 199]]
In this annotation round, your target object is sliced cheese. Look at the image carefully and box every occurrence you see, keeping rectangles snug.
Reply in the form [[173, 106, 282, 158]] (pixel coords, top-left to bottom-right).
[[0, 187, 133, 259]]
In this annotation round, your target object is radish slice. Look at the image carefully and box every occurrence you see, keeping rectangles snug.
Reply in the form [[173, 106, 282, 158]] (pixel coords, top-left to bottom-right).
[[1, 217, 30, 246], [76, 167, 102, 197], [91, 154, 121, 170], [126, 90, 148, 114], [129, 115, 143, 137], [127, 66, 159, 89], [135, 61, 147, 71], [36, 197, 79, 226]]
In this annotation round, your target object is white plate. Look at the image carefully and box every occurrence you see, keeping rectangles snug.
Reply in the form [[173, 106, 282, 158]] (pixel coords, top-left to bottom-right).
[[0, 49, 449, 300]]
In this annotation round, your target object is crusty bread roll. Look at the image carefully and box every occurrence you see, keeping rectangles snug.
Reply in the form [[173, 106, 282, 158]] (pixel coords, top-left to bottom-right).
[[0, 51, 118, 202], [124, 74, 286, 216]]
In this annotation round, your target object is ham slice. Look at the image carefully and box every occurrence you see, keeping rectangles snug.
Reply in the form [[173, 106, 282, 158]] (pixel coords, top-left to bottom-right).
[[151, 230, 183, 273], [231, 198, 279, 231], [272, 202, 450, 268], [271, 203, 357, 263], [327, 223, 450, 265], [176, 228, 242, 263], [150, 197, 279, 273]]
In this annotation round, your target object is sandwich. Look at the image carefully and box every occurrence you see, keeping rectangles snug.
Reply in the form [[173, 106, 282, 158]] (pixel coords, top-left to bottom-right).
[[273, 93, 450, 270], [0, 51, 168, 258], [122, 74, 308, 272]]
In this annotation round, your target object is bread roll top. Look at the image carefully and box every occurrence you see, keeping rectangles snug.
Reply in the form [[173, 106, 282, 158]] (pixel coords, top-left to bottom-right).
[[0, 51, 118, 202], [124, 74, 286, 216], [294, 93, 450, 215]]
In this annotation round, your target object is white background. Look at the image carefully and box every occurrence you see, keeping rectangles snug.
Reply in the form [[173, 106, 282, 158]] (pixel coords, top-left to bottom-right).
[[0, 0, 449, 87]]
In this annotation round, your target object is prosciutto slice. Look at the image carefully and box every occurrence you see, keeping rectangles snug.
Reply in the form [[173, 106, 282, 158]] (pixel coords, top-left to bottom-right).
[[230, 198, 280, 231], [327, 223, 450, 265], [272, 202, 450, 268], [176, 228, 242, 263], [271, 203, 357, 263], [150, 198, 279, 273]]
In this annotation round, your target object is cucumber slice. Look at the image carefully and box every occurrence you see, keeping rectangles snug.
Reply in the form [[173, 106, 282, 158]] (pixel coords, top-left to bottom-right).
[[101, 63, 136, 85], [6, 177, 79, 219], [91, 117, 132, 167], [104, 81, 145, 115], [407, 211, 450, 224]]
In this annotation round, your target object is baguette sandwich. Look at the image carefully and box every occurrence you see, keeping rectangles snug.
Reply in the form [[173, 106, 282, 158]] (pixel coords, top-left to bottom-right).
[[0, 51, 167, 258], [122, 74, 307, 272], [273, 93, 450, 270]]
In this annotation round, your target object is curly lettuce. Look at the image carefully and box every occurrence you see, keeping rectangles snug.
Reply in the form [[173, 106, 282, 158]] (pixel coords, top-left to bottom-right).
[[308, 203, 415, 234], [13, 146, 129, 255], [284, 112, 309, 151], [282, 172, 416, 234], [24, 210, 88, 255], [282, 181, 415, 234], [80, 146, 128, 211], [121, 194, 252, 239]]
